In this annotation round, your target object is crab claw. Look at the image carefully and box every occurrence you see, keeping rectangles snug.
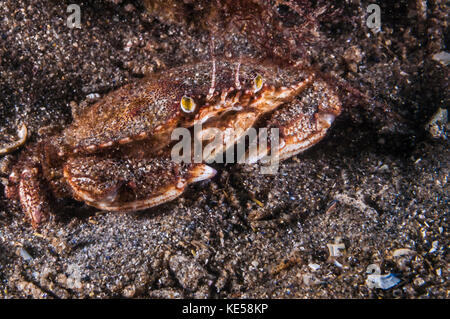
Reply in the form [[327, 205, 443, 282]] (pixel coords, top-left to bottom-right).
[[63, 155, 216, 212], [272, 111, 337, 162], [246, 78, 342, 164]]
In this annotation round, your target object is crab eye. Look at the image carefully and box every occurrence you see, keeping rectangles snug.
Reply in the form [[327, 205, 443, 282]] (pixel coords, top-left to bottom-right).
[[253, 74, 264, 92], [180, 96, 196, 113]]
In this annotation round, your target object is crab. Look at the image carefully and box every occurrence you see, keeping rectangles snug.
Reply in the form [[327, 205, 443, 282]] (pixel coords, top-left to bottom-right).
[[3, 58, 342, 228]]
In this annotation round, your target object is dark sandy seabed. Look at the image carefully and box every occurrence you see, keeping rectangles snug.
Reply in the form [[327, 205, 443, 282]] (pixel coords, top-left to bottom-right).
[[0, 0, 448, 298]]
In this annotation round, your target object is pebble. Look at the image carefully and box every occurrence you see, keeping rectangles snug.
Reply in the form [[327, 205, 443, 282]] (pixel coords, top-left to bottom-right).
[[392, 248, 415, 257], [169, 253, 210, 291], [429, 241, 439, 253], [308, 263, 321, 271], [413, 277, 425, 287], [425, 108, 448, 139], [327, 242, 346, 257], [19, 247, 33, 261], [432, 51, 450, 66], [366, 273, 401, 290]]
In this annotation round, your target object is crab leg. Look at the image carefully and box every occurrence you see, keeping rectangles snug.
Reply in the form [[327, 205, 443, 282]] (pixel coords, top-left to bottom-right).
[[18, 166, 50, 227]]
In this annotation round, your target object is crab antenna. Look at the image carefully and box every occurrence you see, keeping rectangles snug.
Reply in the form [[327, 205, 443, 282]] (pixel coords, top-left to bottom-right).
[[234, 55, 241, 89], [207, 37, 216, 101]]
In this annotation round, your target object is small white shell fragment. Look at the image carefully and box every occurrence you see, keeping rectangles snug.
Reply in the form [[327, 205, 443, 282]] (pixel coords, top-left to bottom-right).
[[392, 248, 415, 257], [429, 241, 439, 253], [414, 277, 426, 287], [432, 51, 450, 66], [0, 123, 28, 156], [302, 274, 321, 286], [425, 108, 448, 139], [327, 242, 346, 257], [366, 273, 401, 290], [124, 40, 132, 52], [19, 247, 33, 261], [308, 263, 321, 271], [86, 93, 100, 100]]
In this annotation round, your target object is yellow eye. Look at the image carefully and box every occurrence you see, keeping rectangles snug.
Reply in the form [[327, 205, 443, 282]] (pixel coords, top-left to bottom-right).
[[253, 74, 263, 92], [180, 96, 196, 113]]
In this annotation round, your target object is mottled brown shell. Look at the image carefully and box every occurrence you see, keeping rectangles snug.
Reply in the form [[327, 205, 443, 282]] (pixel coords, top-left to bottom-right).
[[59, 59, 312, 155]]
